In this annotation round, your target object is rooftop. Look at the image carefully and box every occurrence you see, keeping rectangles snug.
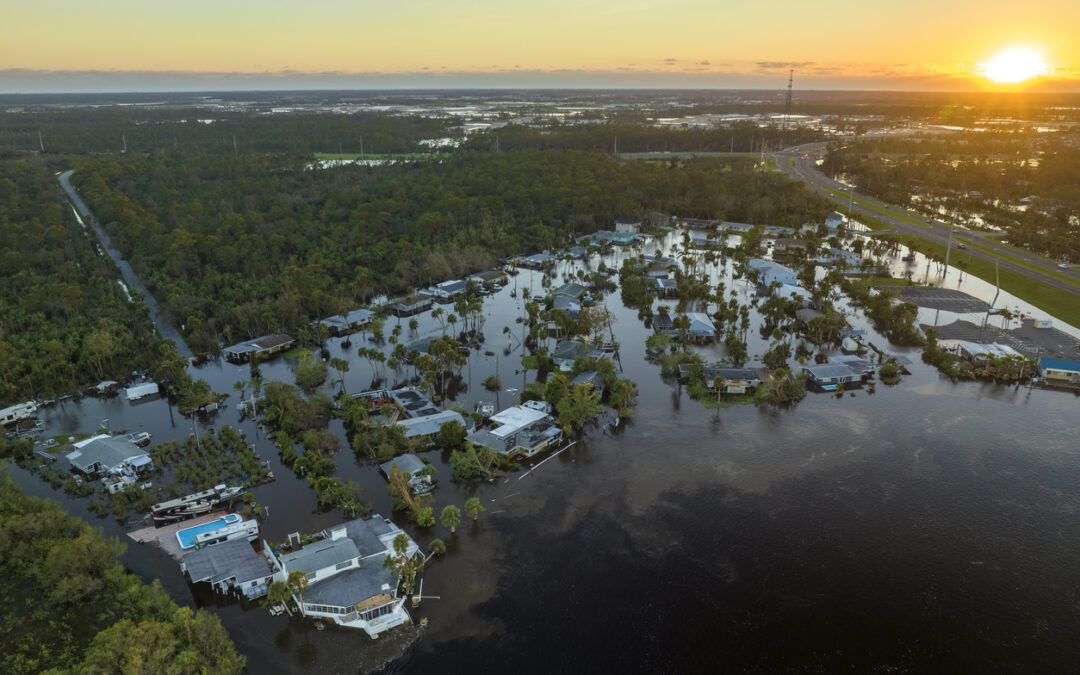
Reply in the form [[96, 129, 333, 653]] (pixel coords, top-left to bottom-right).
[[489, 405, 549, 436], [301, 555, 396, 608], [379, 453, 427, 477], [280, 537, 360, 576], [184, 539, 270, 586], [66, 436, 148, 474]]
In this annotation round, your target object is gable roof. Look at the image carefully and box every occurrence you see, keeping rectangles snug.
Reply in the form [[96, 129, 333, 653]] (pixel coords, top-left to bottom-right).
[[66, 437, 148, 474], [280, 537, 360, 575], [184, 539, 270, 586]]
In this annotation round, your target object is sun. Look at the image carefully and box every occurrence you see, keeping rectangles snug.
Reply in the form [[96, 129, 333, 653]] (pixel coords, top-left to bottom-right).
[[979, 47, 1048, 83]]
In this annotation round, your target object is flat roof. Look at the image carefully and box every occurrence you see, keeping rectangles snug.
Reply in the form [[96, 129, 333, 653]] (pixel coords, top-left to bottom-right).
[[396, 410, 465, 438], [489, 406, 549, 436]]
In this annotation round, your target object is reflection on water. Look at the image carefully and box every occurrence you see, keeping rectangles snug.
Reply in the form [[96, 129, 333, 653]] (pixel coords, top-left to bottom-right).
[[13, 231, 1080, 672]]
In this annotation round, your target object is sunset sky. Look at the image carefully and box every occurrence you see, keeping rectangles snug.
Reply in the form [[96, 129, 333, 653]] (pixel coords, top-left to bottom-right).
[[3, 0, 1079, 92]]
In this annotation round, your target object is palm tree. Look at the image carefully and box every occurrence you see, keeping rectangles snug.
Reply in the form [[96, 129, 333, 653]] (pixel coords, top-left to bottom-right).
[[465, 497, 484, 521], [330, 357, 349, 395], [266, 580, 293, 616], [440, 505, 462, 533], [286, 570, 309, 614]]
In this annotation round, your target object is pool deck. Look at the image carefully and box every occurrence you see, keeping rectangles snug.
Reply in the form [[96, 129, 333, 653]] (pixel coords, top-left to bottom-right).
[[128, 510, 229, 561]]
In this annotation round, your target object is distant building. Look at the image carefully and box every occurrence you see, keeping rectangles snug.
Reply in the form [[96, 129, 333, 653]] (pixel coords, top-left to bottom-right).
[[223, 333, 295, 363], [826, 212, 846, 229], [1039, 357, 1080, 385], [801, 363, 864, 389], [429, 279, 468, 301], [747, 258, 798, 288], [391, 295, 432, 317], [614, 217, 642, 234], [653, 313, 716, 342]]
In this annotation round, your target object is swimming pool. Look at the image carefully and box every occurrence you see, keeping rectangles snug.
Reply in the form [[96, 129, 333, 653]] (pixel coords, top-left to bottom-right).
[[176, 513, 241, 549]]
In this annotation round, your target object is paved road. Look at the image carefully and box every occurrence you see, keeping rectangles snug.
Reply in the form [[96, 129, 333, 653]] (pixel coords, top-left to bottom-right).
[[773, 143, 1080, 300], [58, 170, 194, 358]]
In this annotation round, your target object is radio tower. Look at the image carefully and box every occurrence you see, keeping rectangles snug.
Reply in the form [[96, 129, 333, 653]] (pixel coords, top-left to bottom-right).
[[782, 69, 794, 132]]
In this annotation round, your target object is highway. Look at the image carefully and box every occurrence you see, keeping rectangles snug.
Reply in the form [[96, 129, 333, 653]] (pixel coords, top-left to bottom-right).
[[773, 143, 1080, 301]]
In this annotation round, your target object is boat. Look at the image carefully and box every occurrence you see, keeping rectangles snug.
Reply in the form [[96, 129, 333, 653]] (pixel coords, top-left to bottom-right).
[[127, 431, 152, 447], [150, 484, 245, 525]]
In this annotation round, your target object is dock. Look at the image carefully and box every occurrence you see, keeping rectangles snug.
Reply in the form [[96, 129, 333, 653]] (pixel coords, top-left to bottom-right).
[[128, 510, 229, 561]]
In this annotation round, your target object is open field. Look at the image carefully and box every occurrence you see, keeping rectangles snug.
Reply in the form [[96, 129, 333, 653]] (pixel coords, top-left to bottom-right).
[[962, 238, 1080, 290]]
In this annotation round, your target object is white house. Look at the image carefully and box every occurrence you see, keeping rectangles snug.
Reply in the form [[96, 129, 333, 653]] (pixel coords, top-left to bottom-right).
[[747, 258, 798, 288], [614, 217, 642, 234]]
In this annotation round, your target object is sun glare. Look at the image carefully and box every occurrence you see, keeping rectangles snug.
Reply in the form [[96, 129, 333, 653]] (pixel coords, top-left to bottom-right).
[[979, 47, 1047, 83]]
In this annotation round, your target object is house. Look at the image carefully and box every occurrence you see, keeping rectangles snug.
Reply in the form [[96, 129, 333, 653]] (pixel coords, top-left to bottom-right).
[[747, 259, 798, 287], [567, 246, 588, 259], [466, 405, 563, 458], [318, 309, 375, 335], [831, 355, 876, 377], [181, 538, 274, 600], [801, 363, 864, 389], [614, 217, 642, 234], [125, 382, 160, 401], [551, 282, 587, 300], [514, 252, 553, 269], [391, 295, 432, 317], [223, 334, 296, 363], [773, 237, 809, 260], [795, 308, 825, 326], [1039, 358, 1080, 385], [468, 269, 504, 283], [653, 278, 678, 296], [66, 435, 152, 476], [570, 370, 606, 396], [268, 517, 420, 637], [430, 279, 468, 301], [394, 409, 467, 440], [678, 365, 769, 394], [552, 295, 581, 319], [552, 340, 604, 371], [826, 212, 846, 229], [378, 453, 427, 479], [576, 230, 638, 247], [653, 313, 716, 342]]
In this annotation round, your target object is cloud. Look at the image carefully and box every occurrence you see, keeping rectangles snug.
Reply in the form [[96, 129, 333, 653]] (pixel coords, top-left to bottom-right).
[[697, 60, 711, 66], [756, 61, 815, 71], [661, 58, 679, 65]]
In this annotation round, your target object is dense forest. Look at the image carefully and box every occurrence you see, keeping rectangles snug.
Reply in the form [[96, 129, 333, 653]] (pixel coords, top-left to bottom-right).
[[74, 148, 834, 353], [0, 465, 245, 674], [823, 130, 1080, 261], [0, 159, 160, 406], [463, 121, 825, 153], [0, 109, 454, 157]]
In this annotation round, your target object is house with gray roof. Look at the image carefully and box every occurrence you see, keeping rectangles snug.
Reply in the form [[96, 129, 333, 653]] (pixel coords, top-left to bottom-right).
[[552, 340, 605, 371], [570, 370, 606, 395], [66, 436, 151, 476], [466, 405, 563, 459], [268, 516, 420, 637], [223, 333, 296, 363], [181, 539, 273, 600], [802, 363, 864, 389]]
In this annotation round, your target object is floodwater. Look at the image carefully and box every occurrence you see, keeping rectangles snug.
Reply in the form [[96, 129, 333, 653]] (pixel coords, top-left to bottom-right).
[[12, 231, 1080, 673]]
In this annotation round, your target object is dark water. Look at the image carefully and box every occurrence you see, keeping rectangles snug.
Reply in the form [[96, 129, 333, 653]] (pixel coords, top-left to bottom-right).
[[13, 235, 1080, 673]]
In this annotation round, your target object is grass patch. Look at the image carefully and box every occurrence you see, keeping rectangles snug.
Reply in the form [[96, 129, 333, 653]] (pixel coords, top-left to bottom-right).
[[962, 238, 1080, 290], [788, 157, 796, 169], [886, 234, 1080, 327], [986, 235, 1075, 267], [823, 186, 929, 228], [282, 346, 313, 360], [850, 213, 896, 233]]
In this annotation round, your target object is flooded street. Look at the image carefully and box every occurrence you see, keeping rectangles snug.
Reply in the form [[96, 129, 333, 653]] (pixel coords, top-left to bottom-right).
[[12, 231, 1080, 673]]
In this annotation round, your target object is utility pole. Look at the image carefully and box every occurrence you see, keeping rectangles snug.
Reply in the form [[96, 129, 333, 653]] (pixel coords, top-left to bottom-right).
[[942, 227, 953, 286]]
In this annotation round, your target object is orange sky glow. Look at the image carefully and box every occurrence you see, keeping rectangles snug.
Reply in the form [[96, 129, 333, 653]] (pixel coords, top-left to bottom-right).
[[2, 1, 1078, 92]]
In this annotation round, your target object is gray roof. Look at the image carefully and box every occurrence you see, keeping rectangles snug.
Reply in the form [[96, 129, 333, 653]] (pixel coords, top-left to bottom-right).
[[184, 539, 270, 586], [379, 453, 427, 478], [346, 309, 374, 324], [66, 437, 147, 474], [570, 370, 605, 390], [391, 386, 441, 417], [831, 355, 875, 373], [553, 340, 589, 362], [280, 537, 360, 576], [342, 517, 391, 558], [552, 282, 587, 299], [436, 279, 468, 294], [552, 295, 581, 313], [803, 363, 859, 380], [796, 308, 825, 323], [396, 409, 465, 438], [302, 555, 396, 608]]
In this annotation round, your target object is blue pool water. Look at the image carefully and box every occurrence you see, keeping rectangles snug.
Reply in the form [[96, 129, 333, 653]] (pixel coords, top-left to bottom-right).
[[176, 514, 241, 549]]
